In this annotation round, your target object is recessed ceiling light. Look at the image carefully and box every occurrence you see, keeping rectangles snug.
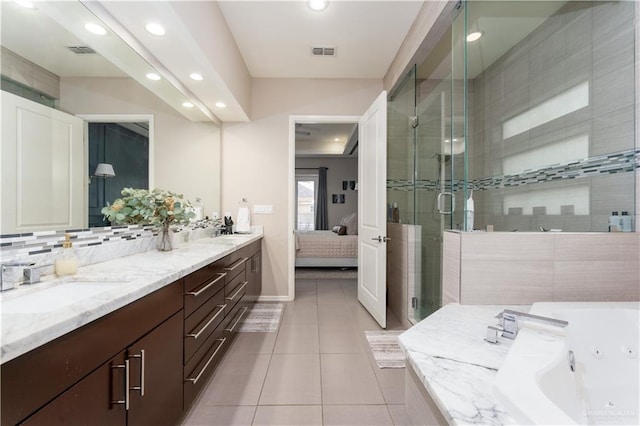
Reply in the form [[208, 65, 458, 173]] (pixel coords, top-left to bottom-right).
[[145, 22, 165, 36], [215, 102, 226, 108], [308, 0, 329, 12], [182, 102, 194, 108], [13, 0, 35, 9], [145, 73, 161, 81], [333, 137, 340, 142], [189, 73, 204, 81], [85, 23, 107, 36], [466, 31, 483, 42]]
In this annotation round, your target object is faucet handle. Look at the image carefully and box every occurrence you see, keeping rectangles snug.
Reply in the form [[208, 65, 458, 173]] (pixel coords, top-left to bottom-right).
[[23, 266, 41, 284], [485, 325, 503, 344]]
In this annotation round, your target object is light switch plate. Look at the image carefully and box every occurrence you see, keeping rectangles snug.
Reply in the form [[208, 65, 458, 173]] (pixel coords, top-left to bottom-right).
[[254, 204, 273, 214]]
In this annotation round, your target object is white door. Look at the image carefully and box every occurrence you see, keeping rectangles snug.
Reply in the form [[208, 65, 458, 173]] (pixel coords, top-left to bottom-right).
[[358, 91, 388, 328]]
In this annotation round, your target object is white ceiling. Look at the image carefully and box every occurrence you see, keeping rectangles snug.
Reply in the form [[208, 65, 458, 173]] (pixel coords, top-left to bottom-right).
[[295, 122, 357, 156], [218, 1, 423, 79]]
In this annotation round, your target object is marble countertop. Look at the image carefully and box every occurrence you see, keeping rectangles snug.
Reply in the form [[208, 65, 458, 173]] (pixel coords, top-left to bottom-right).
[[399, 304, 529, 425], [0, 232, 262, 364]]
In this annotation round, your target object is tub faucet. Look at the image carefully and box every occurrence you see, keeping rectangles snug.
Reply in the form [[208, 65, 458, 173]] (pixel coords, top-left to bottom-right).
[[495, 309, 568, 339], [1, 262, 36, 291]]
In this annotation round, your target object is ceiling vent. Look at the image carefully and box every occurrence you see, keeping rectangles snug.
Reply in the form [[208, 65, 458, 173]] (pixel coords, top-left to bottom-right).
[[311, 47, 336, 57], [66, 45, 97, 55]]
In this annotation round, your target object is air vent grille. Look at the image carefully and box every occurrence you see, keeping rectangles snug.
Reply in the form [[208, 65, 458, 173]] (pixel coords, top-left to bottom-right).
[[311, 47, 336, 56], [66, 45, 97, 55]]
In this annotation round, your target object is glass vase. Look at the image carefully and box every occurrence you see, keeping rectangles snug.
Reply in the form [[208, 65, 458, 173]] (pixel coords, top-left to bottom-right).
[[158, 223, 173, 251]]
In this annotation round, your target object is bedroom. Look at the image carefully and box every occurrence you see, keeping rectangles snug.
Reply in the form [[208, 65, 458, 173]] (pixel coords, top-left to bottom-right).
[[294, 121, 359, 270]]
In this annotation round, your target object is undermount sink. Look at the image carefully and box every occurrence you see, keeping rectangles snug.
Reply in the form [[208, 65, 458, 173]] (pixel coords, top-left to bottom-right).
[[1, 281, 125, 314]]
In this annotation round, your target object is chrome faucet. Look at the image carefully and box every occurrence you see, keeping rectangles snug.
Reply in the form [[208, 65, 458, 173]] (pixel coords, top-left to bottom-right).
[[1, 262, 37, 291], [497, 309, 568, 339]]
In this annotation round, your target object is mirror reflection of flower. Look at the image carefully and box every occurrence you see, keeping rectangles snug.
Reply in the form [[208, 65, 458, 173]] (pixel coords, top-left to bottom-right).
[[101, 188, 195, 226]]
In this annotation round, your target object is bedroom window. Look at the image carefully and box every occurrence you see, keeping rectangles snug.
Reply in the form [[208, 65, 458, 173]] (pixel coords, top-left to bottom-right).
[[296, 174, 318, 230]]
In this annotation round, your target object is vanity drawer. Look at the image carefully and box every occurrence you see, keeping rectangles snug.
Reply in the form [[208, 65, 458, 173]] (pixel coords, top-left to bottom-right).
[[183, 324, 227, 409], [225, 274, 248, 313], [224, 256, 247, 281], [223, 300, 249, 338], [184, 289, 226, 363], [184, 271, 226, 316]]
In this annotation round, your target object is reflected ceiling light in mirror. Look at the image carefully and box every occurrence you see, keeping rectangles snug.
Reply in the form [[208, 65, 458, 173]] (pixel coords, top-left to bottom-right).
[[333, 137, 340, 142], [145, 73, 161, 81], [13, 0, 35, 9], [308, 0, 329, 12], [189, 73, 204, 81], [182, 102, 194, 108], [215, 102, 226, 108], [466, 31, 483, 42], [85, 23, 107, 36], [145, 22, 165, 36]]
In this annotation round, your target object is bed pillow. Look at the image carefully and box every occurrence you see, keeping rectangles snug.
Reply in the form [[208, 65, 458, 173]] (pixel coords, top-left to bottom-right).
[[331, 225, 347, 235], [342, 213, 358, 235]]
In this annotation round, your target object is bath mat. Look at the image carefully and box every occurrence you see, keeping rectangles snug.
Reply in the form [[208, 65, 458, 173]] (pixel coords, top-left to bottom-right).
[[364, 331, 405, 368], [238, 303, 283, 332], [295, 268, 357, 279]]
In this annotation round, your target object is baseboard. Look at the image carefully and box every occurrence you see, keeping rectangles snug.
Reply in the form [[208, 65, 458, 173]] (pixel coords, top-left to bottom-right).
[[257, 295, 291, 302]]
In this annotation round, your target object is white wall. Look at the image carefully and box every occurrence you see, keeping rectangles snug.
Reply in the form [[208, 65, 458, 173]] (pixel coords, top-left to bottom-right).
[[59, 77, 221, 217], [295, 157, 359, 228], [222, 78, 382, 299]]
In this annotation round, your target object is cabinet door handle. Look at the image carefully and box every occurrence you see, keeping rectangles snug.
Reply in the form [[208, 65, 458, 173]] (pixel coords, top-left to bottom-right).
[[186, 273, 226, 297], [111, 360, 130, 410], [186, 338, 226, 384], [225, 257, 248, 272], [225, 281, 248, 302], [224, 306, 249, 332], [129, 349, 145, 396], [187, 305, 226, 339]]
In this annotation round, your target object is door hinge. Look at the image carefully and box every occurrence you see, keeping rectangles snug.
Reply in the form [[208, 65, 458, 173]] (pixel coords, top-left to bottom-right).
[[411, 116, 419, 128], [412, 297, 418, 309]]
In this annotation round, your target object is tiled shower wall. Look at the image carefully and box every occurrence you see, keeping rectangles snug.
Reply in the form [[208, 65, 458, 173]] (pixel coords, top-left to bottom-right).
[[468, 1, 637, 232]]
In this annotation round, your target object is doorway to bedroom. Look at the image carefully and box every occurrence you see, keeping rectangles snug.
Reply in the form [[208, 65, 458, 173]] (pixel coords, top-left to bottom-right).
[[292, 118, 359, 280]]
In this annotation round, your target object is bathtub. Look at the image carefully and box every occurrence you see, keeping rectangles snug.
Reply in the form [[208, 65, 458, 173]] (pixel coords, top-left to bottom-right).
[[493, 302, 639, 425]]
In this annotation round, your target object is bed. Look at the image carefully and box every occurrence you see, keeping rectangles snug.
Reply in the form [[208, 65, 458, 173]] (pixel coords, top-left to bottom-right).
[[295, 230, 358, 267]]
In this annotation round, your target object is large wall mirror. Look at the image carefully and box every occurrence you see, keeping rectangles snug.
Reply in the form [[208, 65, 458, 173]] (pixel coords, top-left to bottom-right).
[[1, 1, 219, 234]]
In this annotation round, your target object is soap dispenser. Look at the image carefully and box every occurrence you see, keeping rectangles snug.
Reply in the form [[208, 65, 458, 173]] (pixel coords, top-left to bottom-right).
[[55, 233, 78, 276]]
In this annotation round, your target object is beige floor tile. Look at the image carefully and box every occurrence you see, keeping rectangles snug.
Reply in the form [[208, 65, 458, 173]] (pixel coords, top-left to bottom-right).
[[252, 405, 322, 426], [319, 327, 367, 354], [199, 353, 271, 406], [373, 368, 405, 404], [321, 354, 385, 405], [295, 287, 318, 304], [387, 404, 409, 426], [281, 302, 318, 325], [259, 354, 322, 405], [318, 304, 357, 329], [322, 405, 394, 426], [316, 280, 347, 304], [181, 405, 256, 426], [273, 324, 319, 354], [231, 332, 278, 354]]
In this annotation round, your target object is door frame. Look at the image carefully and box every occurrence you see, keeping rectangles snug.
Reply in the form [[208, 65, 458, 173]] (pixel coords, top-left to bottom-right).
[[288, 115, 360, 301], [78, 114, 154, 228]]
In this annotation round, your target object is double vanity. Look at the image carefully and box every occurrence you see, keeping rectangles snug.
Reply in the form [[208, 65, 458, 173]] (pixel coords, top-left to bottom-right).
[[1, 232, 263, 425]]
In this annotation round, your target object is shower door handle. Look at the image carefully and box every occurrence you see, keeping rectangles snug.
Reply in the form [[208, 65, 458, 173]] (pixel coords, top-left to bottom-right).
[[437, 192, 455, 215]]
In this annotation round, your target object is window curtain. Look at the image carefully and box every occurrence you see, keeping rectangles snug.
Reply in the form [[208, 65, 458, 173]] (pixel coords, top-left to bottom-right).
[[315, 167, 329, 230]]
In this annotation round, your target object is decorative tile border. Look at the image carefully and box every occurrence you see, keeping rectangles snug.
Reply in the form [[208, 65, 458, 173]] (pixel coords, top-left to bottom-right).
[[388, 148, 639, 192]]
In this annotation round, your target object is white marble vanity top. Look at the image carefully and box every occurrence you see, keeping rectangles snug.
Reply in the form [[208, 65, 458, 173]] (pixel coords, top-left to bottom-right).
[[399, 304, 530, 425], [0, 232, 262, 364]]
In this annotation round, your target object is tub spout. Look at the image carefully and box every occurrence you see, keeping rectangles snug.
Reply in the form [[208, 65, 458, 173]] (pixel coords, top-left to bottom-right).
[[495, 309, 568, 339]]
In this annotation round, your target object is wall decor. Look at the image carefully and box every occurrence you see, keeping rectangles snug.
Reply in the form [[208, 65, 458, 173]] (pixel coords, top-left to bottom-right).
[[332, 194, 345, 204]]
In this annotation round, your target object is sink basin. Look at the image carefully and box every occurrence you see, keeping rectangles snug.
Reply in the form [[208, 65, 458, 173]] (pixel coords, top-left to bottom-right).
[[1, 282, 124, 314]]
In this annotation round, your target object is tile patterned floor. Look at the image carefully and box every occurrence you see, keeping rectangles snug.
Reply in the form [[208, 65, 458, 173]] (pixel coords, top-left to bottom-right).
[[181, 278, 409, 426]]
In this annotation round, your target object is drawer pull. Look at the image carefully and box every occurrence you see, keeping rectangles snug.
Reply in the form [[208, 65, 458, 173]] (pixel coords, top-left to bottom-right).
[[224, 306, 249, 332], [129, 349, 145, 396], [186, 338, 226, 384], [225, 281, 248, 302], [111, 359, 130, 410], [186, 304, 226, 339], [186, 273, 226, 297], [225, 257, 248, 272]]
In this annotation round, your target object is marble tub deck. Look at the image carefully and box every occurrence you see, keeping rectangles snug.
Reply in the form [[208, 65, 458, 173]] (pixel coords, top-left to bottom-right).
[[1, 232, 263, 364], [399, 304, 530, 425]]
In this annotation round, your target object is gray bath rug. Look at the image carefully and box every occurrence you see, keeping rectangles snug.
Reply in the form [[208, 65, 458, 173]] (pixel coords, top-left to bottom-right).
[[364, 331, 406, 368], [295, 267, 357, 279], [238, 303, 283, 332]]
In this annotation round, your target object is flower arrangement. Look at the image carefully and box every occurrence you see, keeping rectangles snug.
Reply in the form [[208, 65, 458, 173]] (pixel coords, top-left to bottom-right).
[[102, 188, 195, 226]]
